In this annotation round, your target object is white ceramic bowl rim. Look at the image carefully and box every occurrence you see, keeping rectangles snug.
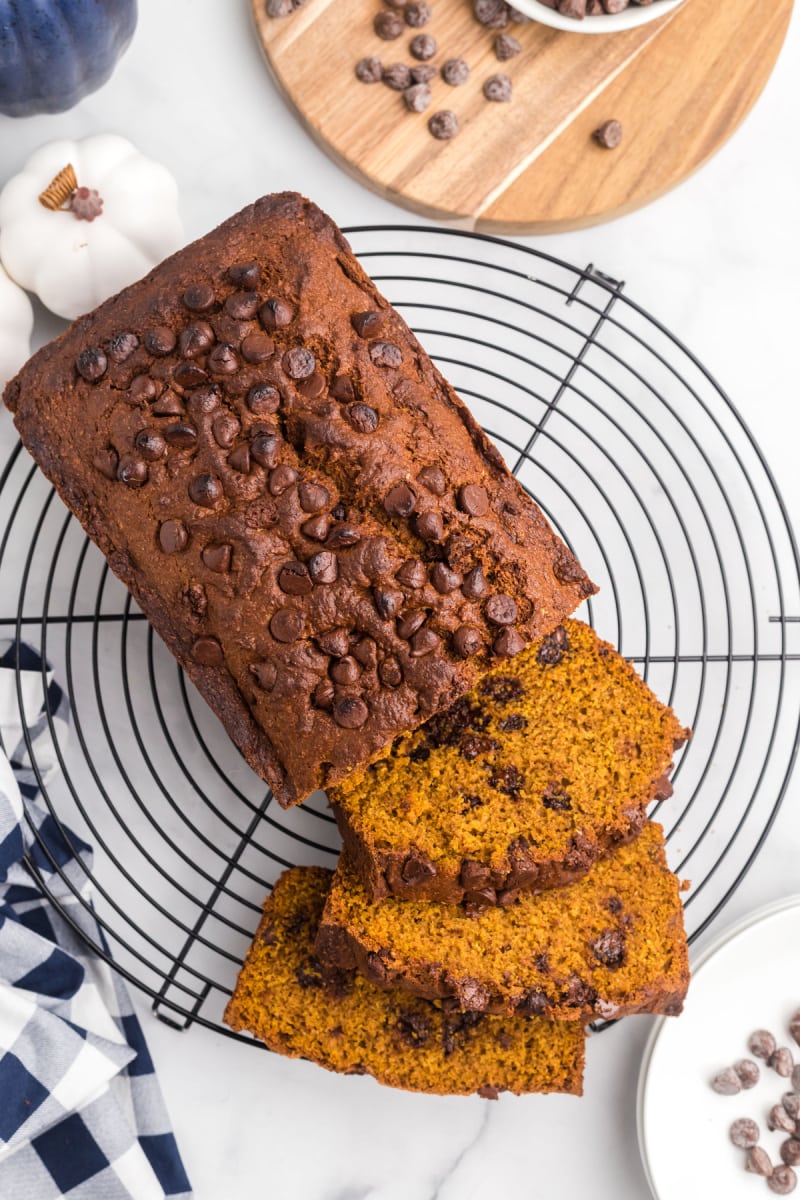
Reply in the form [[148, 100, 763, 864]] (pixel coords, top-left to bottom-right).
[[509, 0, 686, 35]]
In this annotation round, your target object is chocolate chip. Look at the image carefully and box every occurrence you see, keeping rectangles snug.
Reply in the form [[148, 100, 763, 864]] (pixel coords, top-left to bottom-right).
[[331, 656, 360, 685], [734, 1059, 760, 1089], [499, 713, 527, 732], [405, 0, 431, 23], [241, 333, 275, 364], [92, 447, 119, 479], [250, 661, 277, 690], [379, 656, 403, 687], [460, 861, 491, 889], [410, 628, 440, 656], [396, 559, 427, 588], [230, 438, 262, 481], [384, 482, 416, 517], [770, 1167, 797, 1194], [373, 587, 404, 620], [192, 636, 223, 665], [326, 523, 361, 549], [298, 371, 326, 400], [462, 565, 488, 599], [128, 375, 158, 405], [247, 384, 281, 414], [317, 628, 350, 657], [794, 1066, 800, 1092], [429, 110, 460, 139], [405, 83, 432, 112], [188, 474, 223, 507], [484, 73, 512, 102], [495, 32, 521, 59], [593, 120, 623, 150], [164, 422, 198, 449], [770, 1105, 797, 1134], [293, 483, 328, 515], [441, 57, 470, 85], [158, 519, 188, 554], [76, 347, 108, 382], [401, 853, 436, 883], [308, 551, 338, 585], [415, 466, 445, 496], [117, 455, 148, 487], [374, 9, 403, 37], [188, 391, 223, 425], [458, 483, 490, 516], [173, 362, 208, 389], [225, 291, 261, 320], [382, 63, 411, 90], [202, 543, 232, 573], [485, 594, 518, 625], [270, 608, 303, 643], [183, 282, 215, 311], [542, 783, 571, 811], [415, 511, 445, 542], [331, 374, 356, 401], [284, 347, 316, 380], [410, 32, 436, 59], [312, 679, 335, 711], [251, 432, 281, 469], [259, 298, 295, 330], [228, 261, 261, 288], [747, 1147, 774, 1177], [351, 310, 386, 338], [269, 465, 299, 495], [790, 1012, 800, 1047], [212, 412, 240, 448], [396, 609, 426, 639], [356, 55, 384, 82], [278, 562, 313, 595], [369, 341, 403, 368], [353, 637, 378, 669], [474, 0, 510, 26], [773, 1050, 796, 1078], [712, 1068, 742, 1095], [785, 1095, 800, 1121], [465, 887, 497, 915], [430, 562, 461, 593], [396, 1011, 430, 1047], [179, 321, 215, 358], [302, 515, 331, 542], [453, 625, 481, 657], [134, 430, 167, 461], [347, 403, 379, 433], [208, 343, 238, 375], [729, 1118, 760, 1149], [782, 1142, 800, 1168], [106, 332, 139, 363], [487, 764, 524, 797], [333, 696, 369, 728], [150, 390, 183, 416], [591, 929, 626, 968], [145, 326, 177, 356]]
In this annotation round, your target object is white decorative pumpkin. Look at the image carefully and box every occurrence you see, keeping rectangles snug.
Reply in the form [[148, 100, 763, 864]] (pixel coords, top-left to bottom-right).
[[0, 263, 33, 387], [0, 134, 184, 321]]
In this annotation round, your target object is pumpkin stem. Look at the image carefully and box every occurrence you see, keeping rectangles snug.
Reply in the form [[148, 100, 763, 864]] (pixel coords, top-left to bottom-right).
[[39, 164, 78, 211]]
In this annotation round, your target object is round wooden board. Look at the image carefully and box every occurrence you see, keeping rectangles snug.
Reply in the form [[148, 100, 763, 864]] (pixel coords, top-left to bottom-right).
[[252, 0, 792, 233]]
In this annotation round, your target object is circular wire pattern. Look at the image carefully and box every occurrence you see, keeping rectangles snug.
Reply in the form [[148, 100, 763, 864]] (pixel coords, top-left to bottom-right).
[[1, 227, 799, 1040]]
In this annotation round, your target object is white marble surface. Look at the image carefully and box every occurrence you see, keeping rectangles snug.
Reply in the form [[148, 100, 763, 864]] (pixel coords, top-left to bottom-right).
[[1, 2, 799, 1197]]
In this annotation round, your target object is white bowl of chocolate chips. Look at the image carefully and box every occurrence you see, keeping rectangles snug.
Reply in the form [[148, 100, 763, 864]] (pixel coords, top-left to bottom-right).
[[509, 0, 687, 34]]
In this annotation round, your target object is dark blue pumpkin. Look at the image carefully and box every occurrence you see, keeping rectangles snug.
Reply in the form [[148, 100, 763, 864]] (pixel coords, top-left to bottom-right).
[[0, 0, 137, 117]]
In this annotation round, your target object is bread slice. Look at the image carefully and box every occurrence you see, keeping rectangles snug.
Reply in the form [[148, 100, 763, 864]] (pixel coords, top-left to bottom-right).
[[331, 619, 688, 904], [224, 866, 585, 1096], [316, 821, 689, 1022]]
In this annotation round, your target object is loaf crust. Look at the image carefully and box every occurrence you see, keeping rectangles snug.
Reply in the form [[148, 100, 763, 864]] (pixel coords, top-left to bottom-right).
[[224, 866, 586, 1096], [316, 821, 690, 1021], [5, 192, 595, 805]]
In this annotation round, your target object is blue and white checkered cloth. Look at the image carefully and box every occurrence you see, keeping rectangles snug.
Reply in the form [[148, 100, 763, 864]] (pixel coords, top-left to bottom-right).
[[0, 641, 192, 1199]]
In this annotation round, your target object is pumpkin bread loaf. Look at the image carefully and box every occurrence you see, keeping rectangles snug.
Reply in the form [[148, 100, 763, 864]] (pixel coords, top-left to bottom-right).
[[224, 866, 586, 1097], [331, 619, 688, 905], [316, 821, 689, 1022], [4, 192, 596, 807]]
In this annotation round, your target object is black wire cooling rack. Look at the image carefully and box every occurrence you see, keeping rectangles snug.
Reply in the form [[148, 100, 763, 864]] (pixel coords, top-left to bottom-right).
[[1, 226, 799, 1042]]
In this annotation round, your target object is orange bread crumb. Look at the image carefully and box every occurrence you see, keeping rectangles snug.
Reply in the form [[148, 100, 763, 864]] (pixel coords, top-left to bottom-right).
[[331, 620, 688, 903], [316, 821, 689, 1021], [224, 866, 586, 1097]]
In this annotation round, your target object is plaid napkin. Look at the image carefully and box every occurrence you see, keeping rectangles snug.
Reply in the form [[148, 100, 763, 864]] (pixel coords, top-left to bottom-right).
[[0, 641, 192, 1200]]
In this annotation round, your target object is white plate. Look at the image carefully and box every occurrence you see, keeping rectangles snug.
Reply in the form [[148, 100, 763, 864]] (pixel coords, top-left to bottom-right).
[[638, 897, 800, 1199], [510, 0, 686, 34]]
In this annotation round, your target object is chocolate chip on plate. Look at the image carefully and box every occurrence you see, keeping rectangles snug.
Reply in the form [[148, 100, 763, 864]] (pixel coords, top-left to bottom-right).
[[750, 1030, 778, 1060], [734, 1059, 760, 1089], [769, 1166, 798, 1194], [730, 1118, 760, 1149], [772, 1049, 796, 1078], [746, 1147, 774, 1177], [711, 1067, 742, 1095]]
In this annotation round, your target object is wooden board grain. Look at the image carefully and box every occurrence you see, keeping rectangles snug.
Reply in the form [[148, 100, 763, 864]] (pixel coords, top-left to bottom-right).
[[251, 0, 793, 232]]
